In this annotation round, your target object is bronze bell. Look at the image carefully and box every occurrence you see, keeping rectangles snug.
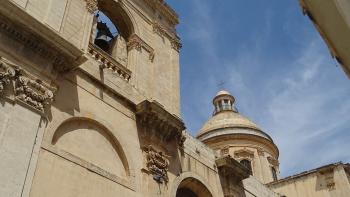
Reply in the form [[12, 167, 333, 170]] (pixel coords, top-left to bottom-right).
[[94, 22, 114, 52]]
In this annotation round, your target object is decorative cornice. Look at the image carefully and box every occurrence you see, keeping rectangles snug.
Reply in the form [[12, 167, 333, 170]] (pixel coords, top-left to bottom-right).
[[85, 0, 98, 14], [127, 34, 155, 62], [88, 43, 131, 81], [136, 100, 186, 148], [0, 57, 57, 115], [153, 22, 182, 52], [0, 15, 75, 72], [144, 0, 179, 26]]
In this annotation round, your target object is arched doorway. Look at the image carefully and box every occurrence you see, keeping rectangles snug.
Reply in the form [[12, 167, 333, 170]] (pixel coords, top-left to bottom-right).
[[176, 177, 213, 197]]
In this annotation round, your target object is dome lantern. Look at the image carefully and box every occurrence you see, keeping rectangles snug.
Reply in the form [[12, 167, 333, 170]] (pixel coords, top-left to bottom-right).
[[213, 90, 237, 115]]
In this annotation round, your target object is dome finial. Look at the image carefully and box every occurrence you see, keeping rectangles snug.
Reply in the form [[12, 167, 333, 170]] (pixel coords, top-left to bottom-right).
[[212, 90, 237, 115]]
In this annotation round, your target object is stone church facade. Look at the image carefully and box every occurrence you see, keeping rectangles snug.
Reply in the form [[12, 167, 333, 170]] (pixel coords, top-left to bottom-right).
[[0, 0, 349, 197]]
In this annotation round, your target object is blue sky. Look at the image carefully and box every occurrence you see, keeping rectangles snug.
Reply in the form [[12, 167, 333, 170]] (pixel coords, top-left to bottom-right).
[[166, 0, 350, 177]]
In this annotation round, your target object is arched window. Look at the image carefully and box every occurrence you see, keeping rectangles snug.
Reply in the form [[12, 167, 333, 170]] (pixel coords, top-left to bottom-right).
[[271, 167, 278, 181], [240, 159, 252, 175]]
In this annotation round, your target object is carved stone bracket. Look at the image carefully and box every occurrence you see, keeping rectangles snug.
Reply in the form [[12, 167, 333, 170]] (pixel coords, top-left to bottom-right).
[[0, 57, 57, 115], [85, 0, 98, 14], [136, 100, 186, 148], [152, 22, 182, 52], [142, 145, 170, 184], [216, 156, 250, 181], [88, 43, 131, 81], [127, 34, 155, 62], [267, 156, 279, 167]]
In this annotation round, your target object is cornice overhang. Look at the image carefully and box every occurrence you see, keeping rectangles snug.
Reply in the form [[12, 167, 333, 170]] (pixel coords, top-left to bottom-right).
[[216, 156, 251, 181], [0, 1, 87, 73], [143, 0, 179, 26], [203, 133, 279, 158], [136, 100, 186, 148]]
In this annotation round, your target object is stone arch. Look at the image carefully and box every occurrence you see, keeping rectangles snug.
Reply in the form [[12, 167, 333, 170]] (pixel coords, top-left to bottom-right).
[[96, 0, 136, 39], [171, 172, 214, 197], [52, 117, 130, 178]]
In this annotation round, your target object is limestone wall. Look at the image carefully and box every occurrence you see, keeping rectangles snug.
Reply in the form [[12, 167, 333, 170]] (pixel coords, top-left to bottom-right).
[[268, 164, 350, 197]]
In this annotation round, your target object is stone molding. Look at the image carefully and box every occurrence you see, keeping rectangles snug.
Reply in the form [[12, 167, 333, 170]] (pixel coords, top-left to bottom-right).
[[0, 57, 57, 115], [88, 43, 131, 81], [136, 100, 186, 148], [152, 22, 182, 52], [127, 34, 155, 62], [84, 0, 98, 13], [143, 0, 179, 26], [0, 14, 77, 73], [142, 145, 170, 184]]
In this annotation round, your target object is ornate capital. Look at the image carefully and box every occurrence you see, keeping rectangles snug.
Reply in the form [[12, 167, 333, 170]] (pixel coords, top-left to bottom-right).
[[127, 34, 155, 62], [0, 57, 57, 115], [142, 145, 170, 184], [85, 0, 98, 14]]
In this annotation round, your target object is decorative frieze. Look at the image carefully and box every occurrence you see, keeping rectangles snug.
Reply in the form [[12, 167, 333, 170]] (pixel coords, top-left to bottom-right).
[[0, 58, 56, 114], [88, 43, 131, 81], [127, 34, 155, 62], [136, 100, 186, 148], [85, 0, 98, 14], [142, 145, 170, 184]]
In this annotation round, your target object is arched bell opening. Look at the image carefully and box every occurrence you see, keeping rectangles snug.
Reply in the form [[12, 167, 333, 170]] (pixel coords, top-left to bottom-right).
[[90, 0, 134, 66], [175, 177, 213, 197]]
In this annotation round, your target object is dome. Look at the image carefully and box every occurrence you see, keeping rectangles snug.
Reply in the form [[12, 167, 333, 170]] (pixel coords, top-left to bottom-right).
[[196, 90, 273, 142]]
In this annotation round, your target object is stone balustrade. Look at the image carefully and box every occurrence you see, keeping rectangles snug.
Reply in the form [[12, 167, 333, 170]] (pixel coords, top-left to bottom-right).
[[88, 43, 131, 82]]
